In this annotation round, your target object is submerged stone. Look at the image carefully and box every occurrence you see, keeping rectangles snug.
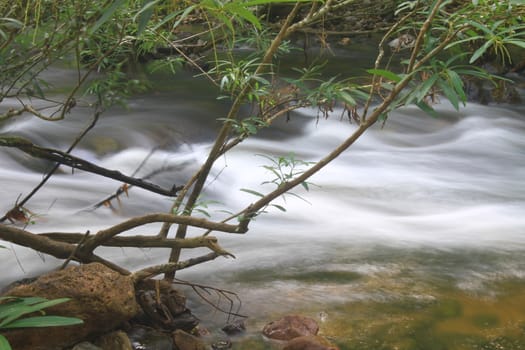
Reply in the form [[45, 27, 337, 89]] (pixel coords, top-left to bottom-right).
[[262, 314, 319, 341]]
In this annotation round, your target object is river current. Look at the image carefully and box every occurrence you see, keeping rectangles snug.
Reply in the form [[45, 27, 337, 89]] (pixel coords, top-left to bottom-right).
[[1, 64, 525, 348]]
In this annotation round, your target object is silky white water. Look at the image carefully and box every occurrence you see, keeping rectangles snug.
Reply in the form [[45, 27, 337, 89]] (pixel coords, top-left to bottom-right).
[[1, 71, 525, 347]]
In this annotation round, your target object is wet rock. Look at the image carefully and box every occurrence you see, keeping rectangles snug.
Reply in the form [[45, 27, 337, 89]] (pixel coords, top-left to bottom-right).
[[127, 325, 174, 350], [135, 280, 198, 332], [221, 319, 246, 335], [95, 330, 133, 350], [2, 263, 139, 350], [211, 339, 232, 350], [71, 342, 103, 350], [283, 335, 339, 350], [262, 315, 319, 341], [173, 329, 207, 350]]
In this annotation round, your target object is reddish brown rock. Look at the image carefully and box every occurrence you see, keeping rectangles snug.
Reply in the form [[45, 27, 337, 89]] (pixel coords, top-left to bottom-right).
[[262, 314, 319, 341], [283, 335, 339, 350], [2, 263, 140, 350]]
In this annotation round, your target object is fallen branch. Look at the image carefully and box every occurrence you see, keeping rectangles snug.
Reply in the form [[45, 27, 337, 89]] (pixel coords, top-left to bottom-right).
[[0, 136, 182, 197]]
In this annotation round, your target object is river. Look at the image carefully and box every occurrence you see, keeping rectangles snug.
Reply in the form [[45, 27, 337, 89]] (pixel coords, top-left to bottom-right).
[[1, 47, 525, 349]]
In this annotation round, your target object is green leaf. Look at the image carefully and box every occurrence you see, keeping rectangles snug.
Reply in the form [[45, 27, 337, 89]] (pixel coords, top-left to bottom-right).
[[367, 69, 402, 83], [338, 90, 356, 106], [416, 74, 439, 101], [469, 38, 494, 63], [271, 204, 286, 212], [135, 0, 159, 35], [0, 17, 24, 30], [301, 181, 310, 191], [446, 69, 466, 103], [0, 298, 71, 328], [0, 334, 12, 350], [3, 316, 83, 329], [243, 0, 311, 5], [415, 101, 438, 118], [225, 3, 261, 29], [240, 188, 264, 197], [506, 39, 525, 49], [89, 0, 127, 34], [438, 79, 460, 110]]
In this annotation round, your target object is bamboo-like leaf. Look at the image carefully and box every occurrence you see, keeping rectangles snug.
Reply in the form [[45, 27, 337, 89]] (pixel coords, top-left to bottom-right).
[[367, 69, 402, 83], [271, 204, 286, 212], [438, 79, 460, 110], [135, 0, 159, 35], [415, 101, 438, 117], [89, 0, 127, 34], [3, 316, 83, 329], [506, 39, 525, 49], [0, 334, 12, 350], [240, 188, 264, 197], [301, 182, 310, 191], [243, 0, 311, 6], [225, 3, 261, 29], [0, 298, 71, 328], [416, 74, 439, 101], [446, 69, 466, 103], [152, 5, 196, 31], [338, 90, 356, 106], [469, 38, 494, 63]]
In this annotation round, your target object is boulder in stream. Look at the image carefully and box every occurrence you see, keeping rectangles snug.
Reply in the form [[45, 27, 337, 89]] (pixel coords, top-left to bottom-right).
[[1, 263, 140, 350], [262, 314, 319, 341]]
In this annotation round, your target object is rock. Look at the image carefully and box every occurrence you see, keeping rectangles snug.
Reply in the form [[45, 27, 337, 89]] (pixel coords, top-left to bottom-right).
[[211, 339, 232, 350], [283, 335, 339, 350], [262, 315, 319, 341], [127, 325, 174, 350], [221, 319, 246, 335], [95, 330, 133, 350], [71, 342, 103, 350], [173, 329, 207, 350], [2, 263, 140, 350], [135, 279, 198, 332]]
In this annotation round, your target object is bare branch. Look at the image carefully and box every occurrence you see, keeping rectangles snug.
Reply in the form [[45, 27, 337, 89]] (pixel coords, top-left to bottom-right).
[[131, 252, 220, 282], [0, 136, 182, 197]]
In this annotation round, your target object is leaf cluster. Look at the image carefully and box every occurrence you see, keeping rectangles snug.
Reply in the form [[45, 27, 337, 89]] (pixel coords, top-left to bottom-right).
[[0, 296, 83, 350]]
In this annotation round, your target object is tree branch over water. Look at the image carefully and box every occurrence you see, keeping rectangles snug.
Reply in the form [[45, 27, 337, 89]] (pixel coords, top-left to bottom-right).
[[0, 136, 182, 197]]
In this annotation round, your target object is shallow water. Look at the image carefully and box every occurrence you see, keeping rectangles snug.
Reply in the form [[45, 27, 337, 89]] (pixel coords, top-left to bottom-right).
[[1, 63, 525, 348]]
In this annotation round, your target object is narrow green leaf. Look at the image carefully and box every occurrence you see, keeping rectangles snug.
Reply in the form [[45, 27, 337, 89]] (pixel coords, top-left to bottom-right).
[[446, 69, 466, 103], [301, 182, 310, 191], [0, 334, 12, 350], [506, 39, 525, 49], [338, 90, 356, 106], [240, 188, 264, 197], [438, 80, 460, 110], [367, 69, 402, 83], [3, 316, 83, 329], [415, 101, 438, 117], [0, 298, 71, 328], [469, 38, 494, 63], [225, 3, 261, 29], [271, 204, 286, 212], [136, 0, 159, 35], [89, 0, 127, 34], [416, 74, 439, 101], [243, 0, 311, 6], [0, 17, 24, 29]]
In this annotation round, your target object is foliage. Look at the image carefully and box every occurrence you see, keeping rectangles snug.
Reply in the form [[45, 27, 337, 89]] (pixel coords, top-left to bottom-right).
[[0, 296, 83, 350], [0, 0, 524, 306]]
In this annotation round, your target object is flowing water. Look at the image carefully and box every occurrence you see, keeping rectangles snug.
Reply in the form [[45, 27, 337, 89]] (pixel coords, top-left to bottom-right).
[[1, 54, 525, 349]]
